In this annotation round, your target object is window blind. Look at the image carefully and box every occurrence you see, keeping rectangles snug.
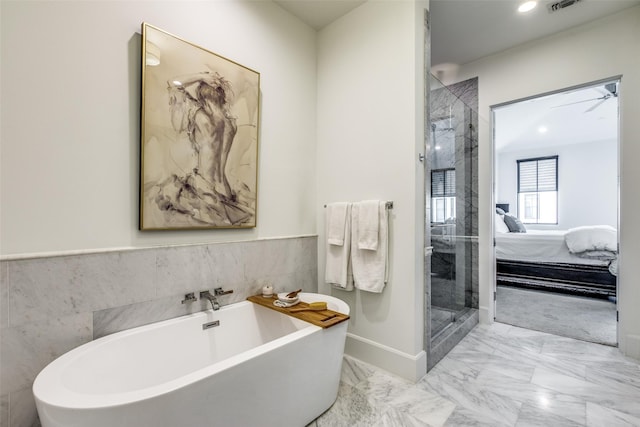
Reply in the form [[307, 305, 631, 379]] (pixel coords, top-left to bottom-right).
[[518, 156, 557, 193], [432, 169, 455, 197]]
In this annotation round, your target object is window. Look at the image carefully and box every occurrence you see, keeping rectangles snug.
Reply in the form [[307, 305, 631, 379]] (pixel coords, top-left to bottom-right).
[[431, 168, 456, 223], [517, 156, 558, 224]]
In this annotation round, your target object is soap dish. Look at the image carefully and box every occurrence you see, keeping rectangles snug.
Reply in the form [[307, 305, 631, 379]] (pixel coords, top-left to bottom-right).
[[277, 293, 299, 304]]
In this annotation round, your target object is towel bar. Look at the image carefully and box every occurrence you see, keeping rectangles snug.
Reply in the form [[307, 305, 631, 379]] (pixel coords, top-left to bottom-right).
[[324, 201, 393, 209]]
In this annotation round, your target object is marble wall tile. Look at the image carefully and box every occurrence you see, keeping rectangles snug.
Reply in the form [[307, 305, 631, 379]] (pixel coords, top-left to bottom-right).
[[154, 243, 245, 298], [1, 262, 8, 328], [8, 251, 156, 326], [93, 267, 317, 339], [447, 77, 479, 113], [0, 394, 8, 427], [93, 293, 207, 339], [8, 388, 40, 427], [0, 312, 92, 394]]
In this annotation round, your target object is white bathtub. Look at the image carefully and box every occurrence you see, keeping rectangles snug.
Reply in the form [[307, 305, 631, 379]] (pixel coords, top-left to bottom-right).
[[33, 293, 349, 427]]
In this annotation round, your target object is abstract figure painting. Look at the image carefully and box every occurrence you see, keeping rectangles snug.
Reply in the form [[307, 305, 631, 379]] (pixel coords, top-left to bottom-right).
[[140, 23, 260, 230]]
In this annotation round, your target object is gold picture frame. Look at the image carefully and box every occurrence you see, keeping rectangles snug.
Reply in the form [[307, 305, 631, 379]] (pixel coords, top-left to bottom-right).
[[140, 23, 260, 230]]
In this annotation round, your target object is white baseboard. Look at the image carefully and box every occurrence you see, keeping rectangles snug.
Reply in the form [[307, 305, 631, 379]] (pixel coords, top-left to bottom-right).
[[345, 333, 427, 382], [620, 333, 640, 361], [479, 305, 493, 324]]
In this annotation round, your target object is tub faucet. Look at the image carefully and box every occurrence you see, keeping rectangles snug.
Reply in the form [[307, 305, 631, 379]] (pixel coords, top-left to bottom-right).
[[200, 288, 233, 311], [200, 291, 220, 311]]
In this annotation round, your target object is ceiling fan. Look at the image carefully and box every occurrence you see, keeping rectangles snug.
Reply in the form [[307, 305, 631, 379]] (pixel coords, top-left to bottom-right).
[[552, 82, 618, 113]]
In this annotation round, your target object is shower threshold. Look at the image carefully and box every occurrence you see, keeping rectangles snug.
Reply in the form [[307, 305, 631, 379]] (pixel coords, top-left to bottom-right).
[[428, 307, 478, 371]]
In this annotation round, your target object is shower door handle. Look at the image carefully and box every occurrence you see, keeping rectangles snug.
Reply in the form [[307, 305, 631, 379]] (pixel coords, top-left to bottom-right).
[[425, 246, 433, 256]]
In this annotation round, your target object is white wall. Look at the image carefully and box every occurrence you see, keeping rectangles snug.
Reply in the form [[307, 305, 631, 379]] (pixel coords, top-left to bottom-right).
[[0, 0, 317, 256], [447, 6, 640, 359], [317, 0, 427, 380], [3, 0, 431, 382], [497, 139, 618, 230]]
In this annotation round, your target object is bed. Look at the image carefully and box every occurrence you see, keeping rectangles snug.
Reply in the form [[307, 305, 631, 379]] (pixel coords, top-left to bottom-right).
[[495, 219, 617, 298]]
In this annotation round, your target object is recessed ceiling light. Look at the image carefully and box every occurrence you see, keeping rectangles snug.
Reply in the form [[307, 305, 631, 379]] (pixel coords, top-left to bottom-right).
[[518, 1, 537, 13], [538, 126, 548, 133]]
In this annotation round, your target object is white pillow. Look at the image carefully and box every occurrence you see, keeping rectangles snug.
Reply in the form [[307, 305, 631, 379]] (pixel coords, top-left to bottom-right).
[[495, 213, 509, 233]]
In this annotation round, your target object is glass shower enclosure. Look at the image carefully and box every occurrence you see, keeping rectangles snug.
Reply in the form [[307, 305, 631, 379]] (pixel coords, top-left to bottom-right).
[[425, 74, 479, 370]]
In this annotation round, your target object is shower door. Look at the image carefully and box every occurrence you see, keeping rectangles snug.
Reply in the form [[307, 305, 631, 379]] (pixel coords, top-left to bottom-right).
[[427, 75, 479, 343]]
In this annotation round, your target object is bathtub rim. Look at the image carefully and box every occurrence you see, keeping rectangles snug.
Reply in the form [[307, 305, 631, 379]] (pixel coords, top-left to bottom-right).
[[33, 293, 349, 410]]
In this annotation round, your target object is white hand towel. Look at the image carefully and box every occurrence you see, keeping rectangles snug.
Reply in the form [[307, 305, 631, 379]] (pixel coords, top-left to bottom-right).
[[358, 200, 380, 250], [327, 202, 349, 246], [325, 203, 354, 291], [351, 202, 389, 293]]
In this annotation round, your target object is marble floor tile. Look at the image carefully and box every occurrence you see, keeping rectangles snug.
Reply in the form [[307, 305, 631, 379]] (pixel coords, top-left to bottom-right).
[[418, 369, 522, 426], [384, 386, 455, 427], [314, 382, 388, 427], [515, 402, 585, 427], [318, 323, 640, 427], [586, 402, 640, 427], [373, 408, 431, 427], [474, 369, 587, 425], [340, 355, 377, 387]]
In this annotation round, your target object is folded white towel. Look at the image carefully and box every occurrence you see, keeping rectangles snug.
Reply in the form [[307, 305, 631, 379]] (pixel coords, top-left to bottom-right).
[[325, 203, 354, 290], [358, 200, 380, 250], [327, 202, 350, 246], [351, 202, 389, 293]]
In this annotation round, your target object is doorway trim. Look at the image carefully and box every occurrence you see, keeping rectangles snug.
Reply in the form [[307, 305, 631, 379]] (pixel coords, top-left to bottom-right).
[[489, 76, 621, 343]]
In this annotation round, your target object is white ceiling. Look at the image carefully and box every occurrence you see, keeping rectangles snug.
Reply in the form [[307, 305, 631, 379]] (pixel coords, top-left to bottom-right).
[[430, 0, 640, 67], [274, 0, 366, 30], [493, 81, 619, 152], [275, 0, 640, 58], [274, 0, 634, 152]]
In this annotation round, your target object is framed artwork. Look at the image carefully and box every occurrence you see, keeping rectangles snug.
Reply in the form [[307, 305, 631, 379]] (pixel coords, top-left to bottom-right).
[[140, 23, 260, 230]]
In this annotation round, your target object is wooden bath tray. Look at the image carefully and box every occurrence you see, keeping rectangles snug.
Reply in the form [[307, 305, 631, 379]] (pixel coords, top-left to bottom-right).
[[247, 295, 349, 328]]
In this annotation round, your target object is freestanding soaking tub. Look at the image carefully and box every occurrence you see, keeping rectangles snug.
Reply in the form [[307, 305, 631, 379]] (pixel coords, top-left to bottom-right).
[[33, 293, 349, 427]]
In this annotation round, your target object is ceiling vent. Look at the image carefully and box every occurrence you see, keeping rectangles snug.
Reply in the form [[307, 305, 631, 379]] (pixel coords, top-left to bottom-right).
[[547, 0, 582, 13]]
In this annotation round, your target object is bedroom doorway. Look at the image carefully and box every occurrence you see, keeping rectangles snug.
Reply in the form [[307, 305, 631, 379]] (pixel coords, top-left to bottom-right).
[[491, 78, 620, 346]]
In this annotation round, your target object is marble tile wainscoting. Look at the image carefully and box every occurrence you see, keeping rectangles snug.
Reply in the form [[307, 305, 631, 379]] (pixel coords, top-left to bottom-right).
[[0, 236, 318, 427]]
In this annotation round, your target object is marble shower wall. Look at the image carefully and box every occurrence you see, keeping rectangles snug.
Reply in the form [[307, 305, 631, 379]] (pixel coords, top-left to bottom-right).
[[0, 236, 317, 427]]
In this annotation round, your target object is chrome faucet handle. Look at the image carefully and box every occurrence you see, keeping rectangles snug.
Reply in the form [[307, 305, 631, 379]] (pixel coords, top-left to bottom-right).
[[214, 287, 233, 296], [181, 292, 197, 304]]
